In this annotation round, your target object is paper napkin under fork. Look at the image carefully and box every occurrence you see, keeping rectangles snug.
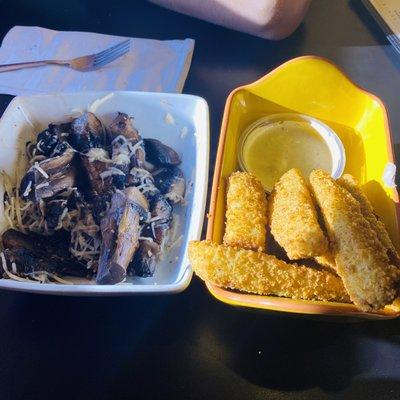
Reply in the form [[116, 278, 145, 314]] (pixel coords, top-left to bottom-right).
[[0, 26, 194, 95]]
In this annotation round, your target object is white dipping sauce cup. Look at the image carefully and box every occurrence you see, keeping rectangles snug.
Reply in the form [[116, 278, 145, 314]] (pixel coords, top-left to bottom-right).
[[238, 113, 346, 184]]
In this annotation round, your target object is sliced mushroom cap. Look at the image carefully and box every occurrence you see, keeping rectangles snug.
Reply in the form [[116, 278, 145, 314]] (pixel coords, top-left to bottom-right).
[[96, 187, 148, 284], [109, 112, 141, 142], [153, 166, 185, 204], [44, 199, 68, 231], [1, 248, 55, 276], [96, 190, 125, 284], [143, 138, 181, 167], [50, 141, 72, 157], [20, 145, 76, 202], [35, 168, 77, 201], [129, 240, 160, 278], [2, 247, 88, 279], [140, 221, 170, 245], [79, 148, 113, 196], [126, 167, 155, 188], [21, 165, 77, 203], [66, 188, 86, 210], [38, 145, 75, 176], [148, 190, 172, 220], [109, 113, 146, 169], [92, 193, 111, 225], [139, 191, 172, 246], [108, 139, 133, 190], [35, 122, 72, 157], [1, 229, 88, 277], [70, 112, 106, 153]]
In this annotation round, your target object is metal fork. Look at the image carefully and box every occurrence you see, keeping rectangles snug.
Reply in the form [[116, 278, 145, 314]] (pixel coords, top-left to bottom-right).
[[0, 39, 131, 73]]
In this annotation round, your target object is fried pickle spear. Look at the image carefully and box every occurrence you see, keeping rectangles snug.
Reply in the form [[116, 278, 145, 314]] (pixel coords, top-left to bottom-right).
[[338, 174, 400, 266], [188, 241, 350, 303], [268, 168, 328, 260], [223, 172, 267, 251], [315, 253, 337, 273], [310, 170, 400, 311]]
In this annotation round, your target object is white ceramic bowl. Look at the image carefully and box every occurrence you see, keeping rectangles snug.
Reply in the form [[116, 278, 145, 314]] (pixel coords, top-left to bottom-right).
[[0, 91, 209, 295]]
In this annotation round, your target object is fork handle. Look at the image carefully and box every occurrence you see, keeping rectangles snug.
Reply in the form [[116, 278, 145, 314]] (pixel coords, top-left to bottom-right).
[[0, 60, 69, 73]]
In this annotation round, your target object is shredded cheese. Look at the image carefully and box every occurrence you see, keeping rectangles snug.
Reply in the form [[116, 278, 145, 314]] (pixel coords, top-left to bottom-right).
[[130, 140, 144, 154], [148, 215, 165, 223], [45, 272, 73, 285], [112, 154, 130, 165], [180, 126, 188, 139], [88, 93, 115, 113], [164, 112, 175, 125], [111, 135, 128, 145], [11, 262, 17, 274], [87, 148, 112, 163], [30, 155, 46, 165], [165, 192, 184, 204], [33, 163, 49, 179], [22, 180, 32, 197], [0, 252, 6, 273], [55, 207, 69, 230], [100, 167, 125, 180], [35, 182, 49, 190], [0, 252, 30, 282], [139, 236, 155, 242], [151, 222, 156, 238]]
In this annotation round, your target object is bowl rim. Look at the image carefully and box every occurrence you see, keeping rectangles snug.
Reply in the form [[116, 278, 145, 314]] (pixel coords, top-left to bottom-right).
[[205, 55, 400, 318]]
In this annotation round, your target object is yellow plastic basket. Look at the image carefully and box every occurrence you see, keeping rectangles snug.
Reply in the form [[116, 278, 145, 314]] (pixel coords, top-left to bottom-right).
[[206, 56, 400, 319]]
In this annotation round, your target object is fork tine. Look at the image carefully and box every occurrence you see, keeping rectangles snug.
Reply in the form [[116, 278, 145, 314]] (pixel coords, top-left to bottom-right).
[[94, 41, 130, 62], [94, 44, 130, 66], [94, 49, 129, 68], [93, 46, 130, 68], [93, 49, 129, 65], [93, 39, 130, 60], [93, 39, 130, 59]]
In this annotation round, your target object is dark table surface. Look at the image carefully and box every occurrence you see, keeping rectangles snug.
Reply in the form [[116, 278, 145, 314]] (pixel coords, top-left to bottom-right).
[[1, 1, 400, 399]]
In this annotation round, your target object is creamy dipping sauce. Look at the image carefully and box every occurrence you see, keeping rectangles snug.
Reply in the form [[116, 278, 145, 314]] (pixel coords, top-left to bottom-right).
[[239, 118, 332, 191]]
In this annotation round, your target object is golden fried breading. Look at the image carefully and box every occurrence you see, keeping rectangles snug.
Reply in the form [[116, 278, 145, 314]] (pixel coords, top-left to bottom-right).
[[310, 169, 400, 311], [223, 172, 267, 251], [268, 168, 328, 260], [188, 241, 350, 303], [338, 174, 400, 266], [315, 254, 337, 273]]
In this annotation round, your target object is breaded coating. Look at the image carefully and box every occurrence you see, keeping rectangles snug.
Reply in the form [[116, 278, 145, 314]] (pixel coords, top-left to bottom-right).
[[310, 169, 400, 311], [268, 168, 328, 260], [315, 254, 337, 272], [338, 174, 400, 266], [223, 172, 267, 251], [188, 241, 350, 303]]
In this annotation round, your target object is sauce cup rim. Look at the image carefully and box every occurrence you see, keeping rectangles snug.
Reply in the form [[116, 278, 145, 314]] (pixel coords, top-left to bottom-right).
[[238, 112, 346, 189]]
